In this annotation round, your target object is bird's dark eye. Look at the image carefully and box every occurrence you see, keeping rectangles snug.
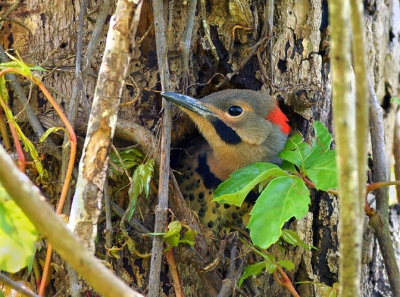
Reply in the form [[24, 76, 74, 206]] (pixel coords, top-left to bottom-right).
[[228, 105, 243, 116]]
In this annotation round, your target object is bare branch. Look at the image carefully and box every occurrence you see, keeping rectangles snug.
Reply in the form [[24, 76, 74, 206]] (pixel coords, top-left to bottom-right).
[[350, 0, 369, 220], [148, 0, 172, 295], [0, 272, 40, 297], [329, 0, 362, 295], [368, 81, 400, 296]]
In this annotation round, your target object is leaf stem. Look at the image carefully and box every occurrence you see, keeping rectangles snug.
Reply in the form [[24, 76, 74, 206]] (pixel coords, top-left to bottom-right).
[[274, 266, 300, 297], [299, 175, 339, 196]]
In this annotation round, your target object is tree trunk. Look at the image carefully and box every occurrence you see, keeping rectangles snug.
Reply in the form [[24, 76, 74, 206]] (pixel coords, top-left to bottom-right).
[[1, 0, 400, 296]]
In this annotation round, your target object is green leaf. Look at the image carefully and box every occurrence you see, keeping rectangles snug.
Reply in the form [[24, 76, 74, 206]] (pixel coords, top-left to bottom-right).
[[0, 185, 38, 273], [277, 259, 294, 271], [147, 232, 166, 236], [180, 228, 196, 246], [142, 160, 154, 197], [40, 127, 67, 143], [297, 281, 338, 297], [110, 148, 144, 174], [164, 220, 182, 238], [165, 234, 180, 250], [248, 176, 310, 249], [278, 132, 311, 169], [304, 150, 338, 191], [264, 260, 277, 274], [238, 261, 267, 287], [213, 162, 288, 207], [391, 97, 400, 105], [0, 61, 47, 72], [304, 121, 332, 168], [6, 52, 32, 77], [281, 229, 317, 250], [0, 75, 9, 104], [0, 101, 47, 179], [313, 121, 332, 152], [127, 159, 154, 220], [280, 160, 297, 173]]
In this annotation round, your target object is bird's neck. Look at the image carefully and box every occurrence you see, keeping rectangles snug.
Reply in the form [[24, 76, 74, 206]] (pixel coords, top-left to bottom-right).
[[206, 142, 266, 180]]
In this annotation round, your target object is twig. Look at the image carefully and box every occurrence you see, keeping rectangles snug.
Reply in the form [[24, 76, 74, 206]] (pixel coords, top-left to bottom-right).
[[264, 0, 274, 82], [217, 233, 238, 297], [393, 111, 400, 203], [203, 236, 227, 272], [7, 115, 26, 171], [181, 0, 197, 72], [350, 0, 369, 226], [300, 175, 339, 196], [104, 179, 113, 262], [273, 266, 300, 297], [167, 0, 175, 46], [329, 0, 362, 296], [228, 25, 252, 63], [200, 0, 219, 62], [0, 271, 40, 297], [110, 200, 150, 234], [148, 0, 172, 295], [61, 2, 88, 294], [83, 0, 110, 73], [368, 80, 400, 295], [367, 180, 400, 192]]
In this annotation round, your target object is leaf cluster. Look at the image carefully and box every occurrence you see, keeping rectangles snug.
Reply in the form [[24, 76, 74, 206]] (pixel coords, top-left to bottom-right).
[[110, 148, 154, 220], [213, 121, 338, 249], [149, 220, 196, 252]]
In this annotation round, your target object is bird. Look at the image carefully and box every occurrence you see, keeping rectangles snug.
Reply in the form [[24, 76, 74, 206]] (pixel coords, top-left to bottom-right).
[[162, 89, 290, 229]]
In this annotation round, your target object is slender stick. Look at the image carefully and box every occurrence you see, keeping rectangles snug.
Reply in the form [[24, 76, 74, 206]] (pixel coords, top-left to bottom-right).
[[329, 0, 362, 295], [350, 0, 369, 222], [148, 0, 172, 296], [0, 272, 40, 297], [368, 81, 400, 295], [181, 0, 197, 72], [393, 112, 400, 203]]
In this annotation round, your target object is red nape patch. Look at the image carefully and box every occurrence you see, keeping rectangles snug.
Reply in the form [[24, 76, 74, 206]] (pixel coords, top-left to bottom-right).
[[266, 104, 291, 134]]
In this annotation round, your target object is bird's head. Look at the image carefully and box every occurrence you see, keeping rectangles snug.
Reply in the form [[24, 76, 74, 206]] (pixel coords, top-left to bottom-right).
[[162, 89, 290, 178]]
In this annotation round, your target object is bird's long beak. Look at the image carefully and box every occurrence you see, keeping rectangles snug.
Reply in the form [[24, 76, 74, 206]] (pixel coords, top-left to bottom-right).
[[161, 92, 215, 118]]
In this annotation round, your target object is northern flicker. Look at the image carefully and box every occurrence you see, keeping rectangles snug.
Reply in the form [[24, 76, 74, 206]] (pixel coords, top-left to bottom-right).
[[162, 89, 290, 229]]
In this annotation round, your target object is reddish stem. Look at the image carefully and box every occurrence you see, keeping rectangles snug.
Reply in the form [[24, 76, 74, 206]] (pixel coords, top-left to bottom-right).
[[273, 266, 300, 297], [299, 175, 339, 196], [7, 116, 26, 172], [366, 180, 400, 193]]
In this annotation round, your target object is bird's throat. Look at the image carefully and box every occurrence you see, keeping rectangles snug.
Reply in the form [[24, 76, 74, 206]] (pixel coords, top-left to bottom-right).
[[207, 143, 266, 180]]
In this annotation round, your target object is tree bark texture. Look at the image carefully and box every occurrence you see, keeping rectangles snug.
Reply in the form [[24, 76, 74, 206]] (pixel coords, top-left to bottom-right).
[[1, 0, 400, 296]]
